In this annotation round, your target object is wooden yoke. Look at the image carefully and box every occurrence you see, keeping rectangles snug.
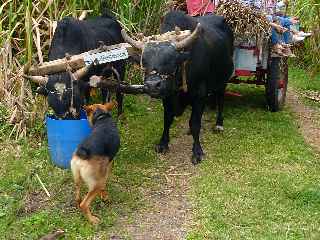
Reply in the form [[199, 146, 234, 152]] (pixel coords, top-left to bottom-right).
[[24, 43, 135, 76], [24, 29, 193, 77]]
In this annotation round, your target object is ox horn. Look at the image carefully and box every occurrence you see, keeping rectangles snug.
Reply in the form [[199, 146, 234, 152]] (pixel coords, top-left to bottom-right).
[[175, 23, 201, 50], [23, 75, 48, 85], [73, 66, 90, 81], [121, 29, 144, 50], [175, 26, 181, 35]]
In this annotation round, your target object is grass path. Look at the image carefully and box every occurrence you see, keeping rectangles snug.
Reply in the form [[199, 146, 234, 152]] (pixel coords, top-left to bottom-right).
[[112, 120, 196, 239]]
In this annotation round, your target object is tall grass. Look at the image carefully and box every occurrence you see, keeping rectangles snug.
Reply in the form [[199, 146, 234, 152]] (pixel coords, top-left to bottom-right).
[[290, 0, 320, 74], [0, 0, 101, 139], [0, 0, 165, 139], [107, 0, 165, 34]]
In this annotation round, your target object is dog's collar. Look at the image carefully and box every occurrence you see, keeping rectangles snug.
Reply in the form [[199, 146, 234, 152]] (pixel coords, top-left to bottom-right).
[[92, 112, 111, 125]]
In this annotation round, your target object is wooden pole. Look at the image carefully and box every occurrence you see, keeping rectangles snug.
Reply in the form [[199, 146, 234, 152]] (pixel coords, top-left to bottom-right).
[[25, 30, 192, 76], [25, 43, 136, 76], [89, 76, 146, 95]]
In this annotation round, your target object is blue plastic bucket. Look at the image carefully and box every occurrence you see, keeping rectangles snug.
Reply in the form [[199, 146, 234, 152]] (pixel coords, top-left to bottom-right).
[[46, 111, 91, 169]]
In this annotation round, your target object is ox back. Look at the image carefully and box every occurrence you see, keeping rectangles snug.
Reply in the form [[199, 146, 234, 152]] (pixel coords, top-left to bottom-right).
[[160, 11, 234, 97], [42, 13, 125, 119]]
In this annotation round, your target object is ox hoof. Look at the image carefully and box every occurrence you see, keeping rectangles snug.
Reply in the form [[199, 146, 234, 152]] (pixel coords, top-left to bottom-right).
[[214, 125, 224, 132], [155, 144, 169, 154], [191, 154, 203, 165]]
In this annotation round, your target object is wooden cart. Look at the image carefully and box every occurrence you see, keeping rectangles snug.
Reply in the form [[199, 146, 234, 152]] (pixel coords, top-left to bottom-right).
[[231, 41, 288, 112]]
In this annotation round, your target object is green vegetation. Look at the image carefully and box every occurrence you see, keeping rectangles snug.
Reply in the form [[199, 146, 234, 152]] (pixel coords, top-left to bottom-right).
[[289, 67, 320, 92], [107, 0, 165, 34], [290, 0, 320, 73], [188, 84, 320, 239]]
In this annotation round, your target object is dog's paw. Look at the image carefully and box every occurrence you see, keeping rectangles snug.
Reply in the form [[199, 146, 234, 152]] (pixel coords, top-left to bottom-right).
[[100, 190, 108, 201], [89, 215, 100, 225]]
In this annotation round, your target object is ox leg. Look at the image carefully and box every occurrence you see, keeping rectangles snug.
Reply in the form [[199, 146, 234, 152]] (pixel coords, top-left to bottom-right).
[[84, 88, 91, 105], [155, 98, 174, 153], [116, 65, 125, 117], [101, 88, 110, 103], [215, 91, 225, 131], [190, 99, 205, 165], [116, 90, 123, 116]]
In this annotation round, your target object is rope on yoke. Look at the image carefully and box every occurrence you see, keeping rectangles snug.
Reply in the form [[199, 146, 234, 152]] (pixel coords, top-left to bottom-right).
[[181, 61, 188, 93], [110, 66, 121, 91], [65, 54, 77, 118]]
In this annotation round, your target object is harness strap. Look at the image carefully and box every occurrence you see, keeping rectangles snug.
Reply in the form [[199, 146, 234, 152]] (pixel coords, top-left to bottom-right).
[[180, 61, 188, 92], [110, 66, 121, 91], [65, 59, 77, 118]]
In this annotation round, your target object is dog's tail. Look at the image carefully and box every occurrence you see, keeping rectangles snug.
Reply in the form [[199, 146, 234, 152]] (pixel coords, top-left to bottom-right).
[[76, 146, 91, 160]]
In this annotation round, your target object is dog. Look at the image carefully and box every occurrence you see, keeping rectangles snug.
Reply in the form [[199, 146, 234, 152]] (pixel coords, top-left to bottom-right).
[[70, 101, 120, 224]]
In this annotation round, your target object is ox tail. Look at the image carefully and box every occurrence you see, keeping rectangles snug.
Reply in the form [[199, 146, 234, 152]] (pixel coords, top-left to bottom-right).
[[100, 0, 116, 20], [75, 146, 91, 160]]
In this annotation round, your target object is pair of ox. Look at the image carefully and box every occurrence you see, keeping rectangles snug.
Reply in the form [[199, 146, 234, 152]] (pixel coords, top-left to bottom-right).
[[32, 10, 234, 165]]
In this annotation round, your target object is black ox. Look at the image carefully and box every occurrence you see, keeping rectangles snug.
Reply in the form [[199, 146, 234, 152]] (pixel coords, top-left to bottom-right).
[[122, 11, 234, 164], [33, 12, 125, 119]]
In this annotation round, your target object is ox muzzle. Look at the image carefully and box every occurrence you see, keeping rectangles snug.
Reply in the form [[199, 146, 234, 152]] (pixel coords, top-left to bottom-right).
[[144, 73, 175, 99]]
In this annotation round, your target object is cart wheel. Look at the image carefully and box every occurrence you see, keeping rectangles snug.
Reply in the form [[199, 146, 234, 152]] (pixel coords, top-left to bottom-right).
[[266, 57, 288, 112]]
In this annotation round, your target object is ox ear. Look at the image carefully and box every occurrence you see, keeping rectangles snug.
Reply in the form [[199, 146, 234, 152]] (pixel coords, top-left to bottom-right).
[[177, 51, 191, 64], [35, 86, 49, 96]]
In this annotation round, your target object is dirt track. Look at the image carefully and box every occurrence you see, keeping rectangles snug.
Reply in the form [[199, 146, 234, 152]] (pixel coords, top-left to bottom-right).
[[110, 120, 196, 240], [286, 88, 320, 152]]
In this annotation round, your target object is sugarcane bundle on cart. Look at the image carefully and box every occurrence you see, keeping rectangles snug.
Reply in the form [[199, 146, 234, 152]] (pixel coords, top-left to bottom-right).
[[166, 0, 188, 11], [215, 1, 271, 43], [164, 0, 274, 43]]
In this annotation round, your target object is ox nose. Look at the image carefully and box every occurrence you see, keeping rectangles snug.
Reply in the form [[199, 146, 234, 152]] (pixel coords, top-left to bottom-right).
[[145, 80, 161, 92], [145, 74, 162, 92]]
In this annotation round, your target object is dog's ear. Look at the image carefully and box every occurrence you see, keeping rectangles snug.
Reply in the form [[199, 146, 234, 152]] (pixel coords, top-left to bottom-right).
[[84, 105, 97, 125], [103, 100, 118, 111], [83, 105, 94, 115]]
